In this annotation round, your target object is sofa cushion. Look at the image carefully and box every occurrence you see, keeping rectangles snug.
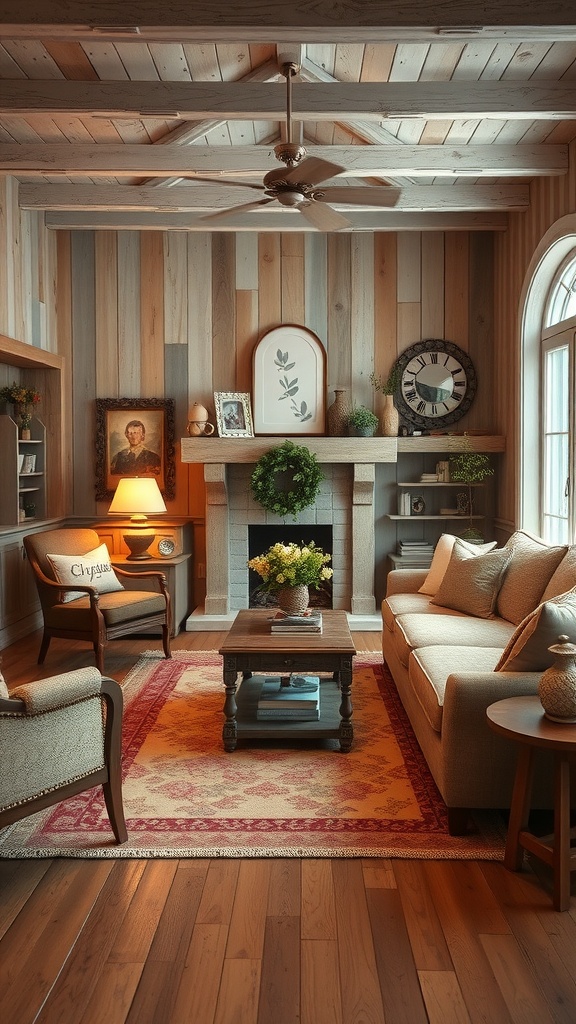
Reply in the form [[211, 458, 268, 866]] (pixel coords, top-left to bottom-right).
[[409, 646, 504, 732], [381, 593, 467, 633], [431, 542, 512, 618], [495, 590, 576, 672], [541, 546, 576, 602], [418, 533, 497, 597], [496, 530, 567, 625], [393, 611, 515, 667], [46, 543, 124, 603]]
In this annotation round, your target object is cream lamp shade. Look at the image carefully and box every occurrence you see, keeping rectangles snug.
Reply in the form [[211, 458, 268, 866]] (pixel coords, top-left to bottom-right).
[[108, 476, 167, 560]]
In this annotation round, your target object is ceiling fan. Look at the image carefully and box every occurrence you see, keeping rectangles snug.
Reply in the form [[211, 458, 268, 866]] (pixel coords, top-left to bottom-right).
[[194, 61, 401, 230]]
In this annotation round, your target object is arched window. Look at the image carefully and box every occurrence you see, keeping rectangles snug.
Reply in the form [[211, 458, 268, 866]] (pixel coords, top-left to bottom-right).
[[540, 249, 576, 543]]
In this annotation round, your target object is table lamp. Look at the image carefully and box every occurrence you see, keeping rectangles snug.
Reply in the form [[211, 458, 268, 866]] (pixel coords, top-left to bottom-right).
[[108, 476, 167, 560]]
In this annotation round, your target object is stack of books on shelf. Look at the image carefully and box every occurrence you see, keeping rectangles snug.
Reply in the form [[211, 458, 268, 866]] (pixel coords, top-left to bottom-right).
[[270, 610, 322, 634], [256, 675, 320, 721], [397, 540, 435, 560], [420, 472, 439, 482]]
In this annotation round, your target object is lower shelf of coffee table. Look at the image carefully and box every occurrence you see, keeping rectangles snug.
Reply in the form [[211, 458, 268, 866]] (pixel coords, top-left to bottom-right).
[[234, 675, 344, 740]]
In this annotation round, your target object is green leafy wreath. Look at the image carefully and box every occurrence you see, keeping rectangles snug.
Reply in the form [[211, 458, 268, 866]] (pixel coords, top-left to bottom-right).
[[250, 440, 323, 518]]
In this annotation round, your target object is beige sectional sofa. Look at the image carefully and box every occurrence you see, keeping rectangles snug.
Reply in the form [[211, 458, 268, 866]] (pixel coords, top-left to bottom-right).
[[381, 530, 576, 834]]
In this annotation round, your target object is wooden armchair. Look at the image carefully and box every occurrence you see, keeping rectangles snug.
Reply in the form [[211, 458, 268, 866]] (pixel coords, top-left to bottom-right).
[[0, 665, 127, 844], [24, 528, 171, 673]]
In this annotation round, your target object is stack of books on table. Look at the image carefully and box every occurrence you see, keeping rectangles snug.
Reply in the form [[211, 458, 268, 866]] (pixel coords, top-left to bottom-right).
[[397, 540, 435, 561], [256, 675, 320, 721], [270, 610, 323, 634]]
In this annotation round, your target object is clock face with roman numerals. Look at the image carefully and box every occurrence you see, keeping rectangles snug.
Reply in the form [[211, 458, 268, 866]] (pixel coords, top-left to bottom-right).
[[395, 339, 477, 429]]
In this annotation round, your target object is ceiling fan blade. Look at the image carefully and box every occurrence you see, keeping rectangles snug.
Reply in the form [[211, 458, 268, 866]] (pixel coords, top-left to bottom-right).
[[188, 176, 266, 191], [282, 157, 346, 186], [316, 186, 402, 208], [297, 201, 350, 231], [201, 198, 275, 222]]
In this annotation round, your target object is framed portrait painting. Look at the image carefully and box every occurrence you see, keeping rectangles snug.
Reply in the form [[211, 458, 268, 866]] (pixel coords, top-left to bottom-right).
[[214, 392, 254, 437], [95, 397, 176, 501], [252, 324, 326, 435]]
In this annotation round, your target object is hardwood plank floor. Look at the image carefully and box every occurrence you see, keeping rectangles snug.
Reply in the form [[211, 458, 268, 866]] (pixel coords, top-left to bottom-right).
[[1, 628, 575, 1024]]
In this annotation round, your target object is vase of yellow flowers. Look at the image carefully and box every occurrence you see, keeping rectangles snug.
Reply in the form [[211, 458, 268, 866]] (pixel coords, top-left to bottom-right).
[[0, 382, 41, 439], [248, 541, 333, 614]]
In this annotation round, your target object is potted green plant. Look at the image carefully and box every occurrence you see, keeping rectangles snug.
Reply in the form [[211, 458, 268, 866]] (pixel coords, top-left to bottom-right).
[[449, 444, 494, 542], [347, 405, 379, 437], [369, 364, 401, 436]]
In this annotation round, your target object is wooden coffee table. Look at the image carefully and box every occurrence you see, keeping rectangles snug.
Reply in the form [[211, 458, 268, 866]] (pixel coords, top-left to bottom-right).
[[218, 609, 356, 752]]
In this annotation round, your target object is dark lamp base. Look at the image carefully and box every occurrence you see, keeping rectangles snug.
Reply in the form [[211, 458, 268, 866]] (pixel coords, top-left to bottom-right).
[[122, 529, 155, 560]]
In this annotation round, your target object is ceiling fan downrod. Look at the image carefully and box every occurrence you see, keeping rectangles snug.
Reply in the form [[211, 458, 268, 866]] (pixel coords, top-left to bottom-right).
[[274, 61, 306, 169]]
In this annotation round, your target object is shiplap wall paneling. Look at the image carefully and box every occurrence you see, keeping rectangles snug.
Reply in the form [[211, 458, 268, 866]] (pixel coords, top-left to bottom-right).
[[396, 232, 421, 353], [421, 232, 444, 339], [304, 233, 328, 347], [56, 231, 74, 515], [71, 232, 97, 517], [186, 233, 213, 413], [468, 232, 494, 433], [140, 231, 165, 398], [257, 234, 282, 336], [211, 234, 235, 392], [117, 233, 141, 396], [165, 341, 191, 517], [350, 234, 375, 411], [373, 233, 397, 424], [444, 233, 469, 350], [95, 232, 119, 397], [327, 234, 352, 392], [280, 233, 306, 325]]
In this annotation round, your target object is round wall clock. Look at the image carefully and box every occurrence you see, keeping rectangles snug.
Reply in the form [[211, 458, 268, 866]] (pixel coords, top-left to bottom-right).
[[395, 339, 477, 430]]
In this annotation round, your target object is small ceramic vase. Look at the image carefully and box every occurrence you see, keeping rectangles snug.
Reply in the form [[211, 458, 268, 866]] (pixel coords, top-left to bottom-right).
[[187, 401, 215, 436], [327, 389, 349, 437], [276, 585, 309, 615], [538, 634, 576, 723], [381, 394, 399, 437]]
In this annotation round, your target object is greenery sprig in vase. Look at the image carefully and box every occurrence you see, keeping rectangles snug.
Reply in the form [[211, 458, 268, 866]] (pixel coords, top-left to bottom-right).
[[449, 440, 494, 541], [370, 364, 401, 436]]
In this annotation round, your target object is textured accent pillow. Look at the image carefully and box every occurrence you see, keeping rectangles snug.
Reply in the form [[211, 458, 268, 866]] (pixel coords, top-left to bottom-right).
[[47, 543, 124, 603], [496, 590, 576, 672], [541, 546, 576, 602], [0, 668, 8, 699], [496, 530, 568, 625], [418, 533, 497, 596], [431, 541, 512, 618]]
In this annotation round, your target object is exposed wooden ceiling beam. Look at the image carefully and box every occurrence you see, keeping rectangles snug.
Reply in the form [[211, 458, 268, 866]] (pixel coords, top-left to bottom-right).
[[18, 182, 529, 212], [0, 144, 565, 178], [0, 2, 574, 43], [1, 81, 575, 121], [44, 210, 509, 232]]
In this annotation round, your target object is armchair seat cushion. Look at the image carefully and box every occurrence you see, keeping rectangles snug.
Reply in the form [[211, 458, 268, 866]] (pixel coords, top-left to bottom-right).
[[44, 590, 166, 629]]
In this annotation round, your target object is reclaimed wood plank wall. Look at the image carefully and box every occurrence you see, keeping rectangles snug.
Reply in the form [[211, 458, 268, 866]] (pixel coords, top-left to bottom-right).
[[55, 227, 495, 519]]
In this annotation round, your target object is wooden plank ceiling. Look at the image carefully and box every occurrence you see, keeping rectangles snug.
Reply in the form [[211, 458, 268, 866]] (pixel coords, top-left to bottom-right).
[[0, 3, 575, 231]]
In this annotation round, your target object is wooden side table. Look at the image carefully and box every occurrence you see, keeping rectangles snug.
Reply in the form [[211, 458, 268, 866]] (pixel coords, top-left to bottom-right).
[[111, 554, 192, 637], [486, 696, 576, 911]]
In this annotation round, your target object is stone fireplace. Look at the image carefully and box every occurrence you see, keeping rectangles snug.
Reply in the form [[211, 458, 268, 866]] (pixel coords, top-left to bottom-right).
[[181, 436, 397, 630]]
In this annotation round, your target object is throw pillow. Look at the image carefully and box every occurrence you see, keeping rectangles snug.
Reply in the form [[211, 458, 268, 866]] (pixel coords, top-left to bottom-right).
[[0, 668, 8, 699], [496, 530, 568, 626], [47, 543, 124, 603], [496, 589, 576, 672], [418, 533, 497, 596], [431, 540, 512, 618], [541, 546, 576, 602]]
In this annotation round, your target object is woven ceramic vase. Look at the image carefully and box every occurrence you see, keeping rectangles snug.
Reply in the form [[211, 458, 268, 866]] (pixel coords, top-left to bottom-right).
[[327, 389, 349, 437], [538, 634, 576, 723], [276, 585, 309, 615]]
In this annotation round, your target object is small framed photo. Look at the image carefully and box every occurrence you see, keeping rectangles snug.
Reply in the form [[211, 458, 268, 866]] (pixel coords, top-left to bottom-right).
[[214, 392, 254, 437]]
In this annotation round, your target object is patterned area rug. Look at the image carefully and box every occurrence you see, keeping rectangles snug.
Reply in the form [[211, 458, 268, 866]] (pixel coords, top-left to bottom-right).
[[0, 651, 506, 859]]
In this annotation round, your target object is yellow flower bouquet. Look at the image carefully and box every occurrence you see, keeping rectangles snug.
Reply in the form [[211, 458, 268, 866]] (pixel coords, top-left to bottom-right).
[[248, 541, 333, 592]]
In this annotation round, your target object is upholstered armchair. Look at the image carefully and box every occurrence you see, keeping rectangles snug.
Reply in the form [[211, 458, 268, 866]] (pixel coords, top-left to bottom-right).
[[0, 665, 127, 843], [24, 528, 171, 673]]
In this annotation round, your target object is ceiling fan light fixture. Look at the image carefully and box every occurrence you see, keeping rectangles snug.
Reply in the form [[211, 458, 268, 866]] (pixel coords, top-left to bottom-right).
[[277, 190, 306, 208]]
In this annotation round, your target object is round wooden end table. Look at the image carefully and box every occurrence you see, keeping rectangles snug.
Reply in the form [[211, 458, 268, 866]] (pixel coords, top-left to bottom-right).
[[486, 695, 576, 911]]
